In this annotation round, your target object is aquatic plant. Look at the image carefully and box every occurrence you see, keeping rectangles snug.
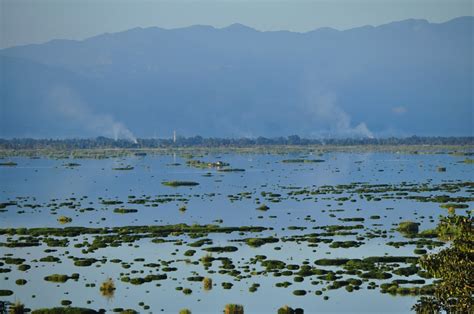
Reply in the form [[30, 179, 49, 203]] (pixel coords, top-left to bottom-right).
[[314, 258, 350, 266], [397, 221, 419, 235], [0, 290, 13, 296], [244, 237, 278, 247], [64, 163, 81, 167], [439, 203, 469, 209], [9, 301, 25, 314], [162, 181, 199, 187], [182, 288, 192, 295], [31, 308, 102, 314], [281, 159, 324, 163], [202, 277, 212, 290], [44, 274, 70, 283], [0, 161, 17, 166], [203, 246, 238, 253], [292, 289, 307, 296], [73, 259, 97, 267], [277, 306, 304, 314], [112, 165, 134, 170], [217, 168, 245, 172], [222, 282, 233, 289], [224, 304, 244, 314], [113, 208, 138, 214], [277, 306, 293, 314], [57, 216, 72, 224], [184, 250, 196, 256], [413, 214, 473, 313], [99, 278, 116, 299]]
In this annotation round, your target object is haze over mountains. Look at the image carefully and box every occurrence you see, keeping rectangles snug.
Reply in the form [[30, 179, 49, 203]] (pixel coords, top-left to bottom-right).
[[1, 17, 472, 139]]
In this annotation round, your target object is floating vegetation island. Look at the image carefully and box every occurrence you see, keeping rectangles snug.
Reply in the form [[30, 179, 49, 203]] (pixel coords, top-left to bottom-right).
[[281, 159, 325, 163], [186, 159, 230, 169], [0, 161, 17, 166], [162, 181, 200, 187], [112, 165, 134, 170]]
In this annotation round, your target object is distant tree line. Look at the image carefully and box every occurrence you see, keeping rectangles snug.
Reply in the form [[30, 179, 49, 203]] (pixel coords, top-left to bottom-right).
[[0, 135, 472, 150]]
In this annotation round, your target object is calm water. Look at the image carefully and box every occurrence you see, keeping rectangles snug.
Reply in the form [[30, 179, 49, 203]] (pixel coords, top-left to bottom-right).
[[0, 152, 472, 313]]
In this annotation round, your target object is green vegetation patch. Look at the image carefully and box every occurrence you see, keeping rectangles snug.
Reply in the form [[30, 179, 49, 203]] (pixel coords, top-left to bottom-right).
[[0, 289, 13, 296], [113, 208, 138, 214], [32, 308, 101, 314], [397, 221, 419, 235], [162, 181, 199, 187], [282, 159, 325, 163]]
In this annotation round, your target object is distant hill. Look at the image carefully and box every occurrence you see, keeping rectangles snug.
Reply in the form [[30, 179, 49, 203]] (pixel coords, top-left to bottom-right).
[[1, 17, 472, 139]]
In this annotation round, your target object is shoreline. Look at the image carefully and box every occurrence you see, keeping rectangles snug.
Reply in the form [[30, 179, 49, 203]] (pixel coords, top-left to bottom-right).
[[1, 144, 473, 158]]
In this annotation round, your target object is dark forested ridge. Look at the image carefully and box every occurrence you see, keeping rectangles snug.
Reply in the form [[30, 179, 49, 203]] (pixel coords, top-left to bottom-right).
[[0, 136, 472, 150]]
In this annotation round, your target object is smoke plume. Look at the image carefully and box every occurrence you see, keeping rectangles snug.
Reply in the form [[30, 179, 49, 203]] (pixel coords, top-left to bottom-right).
[[306, 91, 374, 138], [48, 86, 137, 143]]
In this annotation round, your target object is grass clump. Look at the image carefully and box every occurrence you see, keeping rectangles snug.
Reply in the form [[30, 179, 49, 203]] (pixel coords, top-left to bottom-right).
[[0, 289, 13, 296], [202, 277, 212, 290], [57, 216, 72, 224], [184, 250, 196, 256], [293, 289, 307, 296], [217, 168, 245, 172], [182, 288, 192, 295], [112, 166, 134, 170], [100, 278, 116, 298], [439, 203, 469, 209], [256, 204, 270, 211], [15, 279, 27, 285], [397, 221, 419, 235], [44, 274, 70, 283], [0, 161, 17, 166], [277, 306, 304, 314], [9, 301, 25, 314], [203, 246, 238, 253], [32, 308, 101, 314], [73, 258, 97, 267], [162, 181, 199, 187], [113, 208, 138, 214], [314, 258, 350, 266], [245, 237, 278, 247], [222, 282, 233, 289], [282, 159, 324, 163], [224, 304, 244, 314], [40, 256, 60, 263]]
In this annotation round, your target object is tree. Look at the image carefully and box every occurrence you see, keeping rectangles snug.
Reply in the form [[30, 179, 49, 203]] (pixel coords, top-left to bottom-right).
[[413, 214, 473, 313]]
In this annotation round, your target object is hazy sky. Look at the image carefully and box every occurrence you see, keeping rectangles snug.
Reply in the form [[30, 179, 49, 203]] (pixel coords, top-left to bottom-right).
[[1, 0, 473, 48]]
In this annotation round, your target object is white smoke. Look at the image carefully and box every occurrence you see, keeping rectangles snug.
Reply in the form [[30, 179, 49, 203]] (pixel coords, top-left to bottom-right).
[[306, 91, 374, 138], [49, 86, 137, 143]]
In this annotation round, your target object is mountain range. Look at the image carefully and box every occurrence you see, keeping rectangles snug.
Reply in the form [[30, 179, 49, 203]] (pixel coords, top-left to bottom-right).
[[1, 17, 472, 139]]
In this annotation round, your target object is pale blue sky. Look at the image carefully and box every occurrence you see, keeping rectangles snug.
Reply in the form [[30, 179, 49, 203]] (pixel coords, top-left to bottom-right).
[[1, 0, 472, 48]]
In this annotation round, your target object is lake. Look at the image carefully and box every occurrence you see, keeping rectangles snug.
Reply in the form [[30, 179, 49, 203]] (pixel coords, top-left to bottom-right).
[[0, 150, 472, 313]]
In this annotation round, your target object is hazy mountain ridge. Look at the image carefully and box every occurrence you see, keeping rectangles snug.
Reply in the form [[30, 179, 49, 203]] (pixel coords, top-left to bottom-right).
[[1, 17, 472, 138]]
